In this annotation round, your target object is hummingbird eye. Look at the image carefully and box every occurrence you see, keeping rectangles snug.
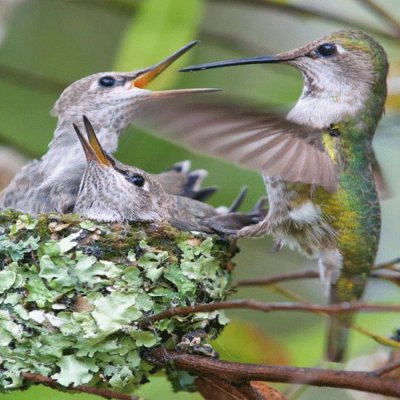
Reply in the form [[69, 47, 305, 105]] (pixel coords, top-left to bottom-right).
[[125, 173, 145, 187], [99, 76, 116, 87], [316, 43, 337, 58]]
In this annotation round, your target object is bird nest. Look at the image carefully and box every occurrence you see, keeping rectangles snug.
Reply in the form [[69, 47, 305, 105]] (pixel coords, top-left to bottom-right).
[[0, 210, 237, 393]]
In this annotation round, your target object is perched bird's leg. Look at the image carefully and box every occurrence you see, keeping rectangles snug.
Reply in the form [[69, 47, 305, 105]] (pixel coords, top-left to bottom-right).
[[233, 215, 270, 238]]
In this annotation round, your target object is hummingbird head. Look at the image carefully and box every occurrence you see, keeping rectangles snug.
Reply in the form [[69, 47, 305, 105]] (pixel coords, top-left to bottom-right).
[[73, 116, 169, 223], [52, 41, 219, 141], [181, 31, 388, 128]]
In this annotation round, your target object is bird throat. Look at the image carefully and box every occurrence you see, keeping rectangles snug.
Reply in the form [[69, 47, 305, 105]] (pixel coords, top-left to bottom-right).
[[286, 71, 368, 129]]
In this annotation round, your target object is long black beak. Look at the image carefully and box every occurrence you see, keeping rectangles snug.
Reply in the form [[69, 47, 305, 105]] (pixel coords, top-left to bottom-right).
[[180, 55, 284, 72]]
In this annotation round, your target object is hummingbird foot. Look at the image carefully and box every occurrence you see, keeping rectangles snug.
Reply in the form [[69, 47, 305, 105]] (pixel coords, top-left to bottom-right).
[[233, 215, 270, 238], [318, 248, 343, 296], [204, 196, 269, 236]]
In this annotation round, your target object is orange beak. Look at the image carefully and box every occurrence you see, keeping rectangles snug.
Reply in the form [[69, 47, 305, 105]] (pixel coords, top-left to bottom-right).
[[74, 116, 112, 167], [132, 41, 199, 89]]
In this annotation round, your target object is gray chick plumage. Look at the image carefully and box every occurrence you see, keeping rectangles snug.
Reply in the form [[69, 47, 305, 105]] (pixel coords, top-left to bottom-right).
[[0, 42, 217, 214]]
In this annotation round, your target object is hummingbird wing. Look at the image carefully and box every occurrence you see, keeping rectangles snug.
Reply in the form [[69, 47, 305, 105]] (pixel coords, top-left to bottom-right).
[[136, 98, 339, 192]]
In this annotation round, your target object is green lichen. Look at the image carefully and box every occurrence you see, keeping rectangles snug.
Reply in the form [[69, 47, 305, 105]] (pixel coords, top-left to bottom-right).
[[0, 210, 237, 393]]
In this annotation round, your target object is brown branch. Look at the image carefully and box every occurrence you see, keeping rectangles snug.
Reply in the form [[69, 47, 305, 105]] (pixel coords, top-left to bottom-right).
[[139, 300, 400, 327], [22, 373, 139, 400], [236, 267, 400, 288], [196, 376, 288, 400], [374, 257, 400, 270], [357, 0, 400, 37], [236, 269, 319, 287], [149, 349, 400, 397], [372, 360, 400, 377], [212, 0, 400, 41]]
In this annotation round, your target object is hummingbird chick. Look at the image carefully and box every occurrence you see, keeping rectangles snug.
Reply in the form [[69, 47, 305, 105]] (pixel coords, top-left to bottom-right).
[[0, 41, 219, 214], [73, 116, 267, 234], [146, 30, 388, 362]]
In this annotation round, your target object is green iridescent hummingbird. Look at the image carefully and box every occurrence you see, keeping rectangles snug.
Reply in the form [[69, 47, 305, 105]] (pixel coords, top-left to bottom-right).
[[143, 30, 389, 362]]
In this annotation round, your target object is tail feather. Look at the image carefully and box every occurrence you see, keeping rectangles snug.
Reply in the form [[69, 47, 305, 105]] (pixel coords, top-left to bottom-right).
[[326, 314, 352, 362], [326, 285, 355, 362]]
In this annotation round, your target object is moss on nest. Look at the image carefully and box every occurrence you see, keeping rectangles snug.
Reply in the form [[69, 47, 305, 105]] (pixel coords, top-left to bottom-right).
[[0, 210, 237, 393]]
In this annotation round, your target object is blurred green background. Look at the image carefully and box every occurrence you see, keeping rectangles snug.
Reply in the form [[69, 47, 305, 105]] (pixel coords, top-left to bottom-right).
[[1, 1, 400, 399]]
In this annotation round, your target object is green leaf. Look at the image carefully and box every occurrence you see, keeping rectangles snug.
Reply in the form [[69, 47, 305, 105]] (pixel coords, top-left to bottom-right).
[[91, 292, 142, 335], [131, 331, 158, 347], [52, 355, 99, 387], [138, 251, 168, 282], [79, 220, 96, 231], [74, 254, 121, 287], [0, 235, 40, 262], [0, 271, 16, 294], [114, 0, 204, 89], [38, 255, 75, 291], [57, 232, 80, 253], [9, 214, 38, 235]]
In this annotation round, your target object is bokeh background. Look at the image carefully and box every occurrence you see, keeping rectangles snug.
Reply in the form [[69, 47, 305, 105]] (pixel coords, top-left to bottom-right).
[[1, 1, 400, 399]]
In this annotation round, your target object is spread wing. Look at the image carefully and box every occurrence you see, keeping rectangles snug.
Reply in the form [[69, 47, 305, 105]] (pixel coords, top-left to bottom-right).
[[137, 98, 339, 192]]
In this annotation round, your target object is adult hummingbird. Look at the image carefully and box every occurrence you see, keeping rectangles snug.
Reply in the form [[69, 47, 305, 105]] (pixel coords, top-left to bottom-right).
[[0, 41, 218, 214], [73, 116, 266, 234], [140, 30, 389, 362]]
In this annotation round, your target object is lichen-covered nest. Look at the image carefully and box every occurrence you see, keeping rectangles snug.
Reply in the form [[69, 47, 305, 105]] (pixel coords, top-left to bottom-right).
[[0, 210, 237, 393]]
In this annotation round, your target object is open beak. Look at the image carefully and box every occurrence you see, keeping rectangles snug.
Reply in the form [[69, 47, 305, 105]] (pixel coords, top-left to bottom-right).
[[74, 116, 112, 167], [131, 41, 221, 96], [179, 53, 295, 72], [132, 41, 199, 88]]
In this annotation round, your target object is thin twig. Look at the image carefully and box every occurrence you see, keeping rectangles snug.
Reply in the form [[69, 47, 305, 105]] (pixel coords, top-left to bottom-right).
[[236, 266, 400, 288], [149, 349, 400, 397], [139, 300, 400, 327], [374, 257, 400, 270], [213, 0, 400, 41], [357, 0, 400, 37], [372, 360, 400, 377], [236, 269, 319, 287], [22, 373, 139, 400]]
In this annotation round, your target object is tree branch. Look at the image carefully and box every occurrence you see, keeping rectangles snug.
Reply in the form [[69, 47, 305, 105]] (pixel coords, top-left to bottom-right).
[[357, 0, 400, 37], [139, 300, 400, 327], [236, 269, 319, 287], [372, 360, 400, 377], [235, 266, 400, 288], [22, 373, 139, 400], [213, 0, 400, 40], [148, 349, 400, 397]]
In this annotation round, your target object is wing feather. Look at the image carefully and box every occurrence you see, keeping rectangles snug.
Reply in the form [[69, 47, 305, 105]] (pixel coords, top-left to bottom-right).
[[137, 98, 339, 191]]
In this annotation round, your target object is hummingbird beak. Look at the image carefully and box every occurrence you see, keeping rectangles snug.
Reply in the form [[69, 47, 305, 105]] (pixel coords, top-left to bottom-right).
[[132, 41, 199, 88], [151, 87, 222, 97], [179, 53, 295, 72], [130, 41, 221, 97], [74, 116, 112, 167]]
